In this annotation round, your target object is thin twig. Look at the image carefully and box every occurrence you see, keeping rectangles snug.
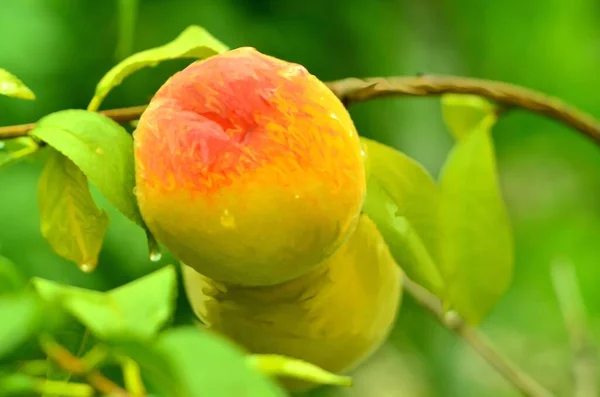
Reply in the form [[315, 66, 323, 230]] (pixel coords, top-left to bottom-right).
[[0, 105, 147, 139], [39, 335, 130, 397], [1, 76, 599, 146], [551, 258, 598, 397], [326, 75, 600, 145], [403, 277, 555, 397]]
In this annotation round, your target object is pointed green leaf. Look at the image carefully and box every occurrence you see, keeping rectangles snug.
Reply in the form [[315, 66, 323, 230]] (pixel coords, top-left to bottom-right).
[[441, 94, 498, 140], [38, 149, 109, 270], [438, 110, 513, 324], [361, 137, 444, 295], [0, 69, 35, 100], [30, 109, 143, 227], [89, 25, 229, 111], [32, 265, 177, 340], [0, 138, 39, 169], [113, 327, 285, 397], [248, 354, 352, 387], [0, 293, 42, 358]]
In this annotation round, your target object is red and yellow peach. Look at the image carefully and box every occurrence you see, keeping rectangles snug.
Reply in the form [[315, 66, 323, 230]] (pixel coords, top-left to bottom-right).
[[133, 47, 366, 286]]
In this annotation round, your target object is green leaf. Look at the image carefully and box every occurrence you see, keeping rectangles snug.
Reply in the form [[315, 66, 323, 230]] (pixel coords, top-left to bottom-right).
[[115, 327, 285, 397], [0, 68, 35, 100], [32, 265, 177, 340], [30, 109, 143, 227], [38, 149, 109, 271], [88, 24, 229, 111], [0, 373, 94, 397], [0, 256, 26, 294], [441, 94, 498, 140], [0, 138, 39, 169], [438, 103, 513, 324], [247, 354, 352, 387], [0, 373, 37, 396], [361, 137, 445, 295], [0, 293, 42, 358]]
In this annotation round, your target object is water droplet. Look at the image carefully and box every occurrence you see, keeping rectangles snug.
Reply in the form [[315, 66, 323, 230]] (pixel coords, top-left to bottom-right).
[[294, 194, 300, 199], [95, 147, 104, 155], [132, 186, 139, 196], [220, 209, 236, 229], [79, 262, 95, 273], [0, 142, 5, 150], [360, 141, 368, 160], [329, 112, 338, 120], [146, 231, 162, 262], [149, 250, 162, 262]]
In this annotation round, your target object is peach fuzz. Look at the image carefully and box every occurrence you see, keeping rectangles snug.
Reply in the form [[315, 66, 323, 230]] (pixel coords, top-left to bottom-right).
[[133, 47, 366, 286]]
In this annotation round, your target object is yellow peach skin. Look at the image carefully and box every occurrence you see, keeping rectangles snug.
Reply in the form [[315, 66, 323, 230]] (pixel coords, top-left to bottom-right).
[[182, 214, 402, 390], [134, 47, 366, 286]]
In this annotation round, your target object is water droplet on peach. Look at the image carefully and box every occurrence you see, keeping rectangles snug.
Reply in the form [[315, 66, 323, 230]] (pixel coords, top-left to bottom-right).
[[220, 209, 236, 229]]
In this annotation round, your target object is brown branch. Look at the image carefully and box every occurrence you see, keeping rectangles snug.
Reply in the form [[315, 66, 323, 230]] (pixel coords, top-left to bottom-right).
[[39, 335, 130, 397], [403, 277, 555, 397], [551, 258, 598, 397], [326, 76, 600, 145], [0, 105, 147, 139], [1, 76, 599, 147]]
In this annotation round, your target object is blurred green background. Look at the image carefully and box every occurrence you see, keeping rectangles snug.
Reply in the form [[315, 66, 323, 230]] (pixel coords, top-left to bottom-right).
[[1, 0, 600, 396]]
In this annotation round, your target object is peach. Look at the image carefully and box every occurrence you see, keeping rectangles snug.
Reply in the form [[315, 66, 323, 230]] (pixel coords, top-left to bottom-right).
[[182, 214, 402, 390], [133, 47, 366, 286]]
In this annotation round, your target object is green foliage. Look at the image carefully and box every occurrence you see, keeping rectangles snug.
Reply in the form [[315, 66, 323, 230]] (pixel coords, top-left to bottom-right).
[[248, 355, 352, 387], [441, 94, 497, 141], [362, 95, 513, 324], [0, 256, 25, 293], [0, 373, 38, 397], [0, 255, 343, 395], [0, 138, 39, 169], [437, 95, 513, 324], [37, 149, 109, 270], [0, 69, 35, 100], [32, 265, 177, 340], [30, 110, 142, 226], [115, 0, 139, 60], [361, 137, 444, 296], [0, 293, 42, 358], [88, 25, 229, 111], [116, 328, 286, 396]]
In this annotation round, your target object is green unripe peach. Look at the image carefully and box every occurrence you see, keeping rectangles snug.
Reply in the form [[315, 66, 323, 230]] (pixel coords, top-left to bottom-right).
[[182, 215, 402, 390]]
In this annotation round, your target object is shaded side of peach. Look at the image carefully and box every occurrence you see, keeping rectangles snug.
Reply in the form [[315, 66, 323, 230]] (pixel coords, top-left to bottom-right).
[[134, 47, 366, 285], [182, 214, 402, 390]]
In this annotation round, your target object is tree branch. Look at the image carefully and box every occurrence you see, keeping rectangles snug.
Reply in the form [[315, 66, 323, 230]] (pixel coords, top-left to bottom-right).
[[403, 277, 555, 397], [1, 76, 599, 146], [551, 258, 598, 397], [0, 105, 147, 140], [39, 335, 130, 397], [326, 75, 600, 145]]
